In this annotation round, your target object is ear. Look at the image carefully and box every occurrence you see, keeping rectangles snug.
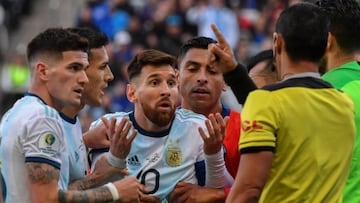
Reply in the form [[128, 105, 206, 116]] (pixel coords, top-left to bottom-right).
[[35, 61, 49, 81], [327, 32, 333, 51], [273, 33, 282, 55], [126, 83, 136, 103], [222, 82, 227, 92]]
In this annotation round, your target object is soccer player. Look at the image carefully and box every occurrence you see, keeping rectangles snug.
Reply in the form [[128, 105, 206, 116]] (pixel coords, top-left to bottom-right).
[[316, 1, 360, 201], [226, 3, 355, 202], [0, 28, 144, 203], [168, 33, 275, 202], [89, 49, 232, 202], [58, 27, 116, 190]]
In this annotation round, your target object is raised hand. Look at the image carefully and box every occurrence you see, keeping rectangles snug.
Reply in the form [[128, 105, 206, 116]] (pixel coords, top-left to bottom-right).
[[198, 113, 229, 155], [208, 23, 238, 74], [83, 122, 110, 149], [102, 117, 138, 159]]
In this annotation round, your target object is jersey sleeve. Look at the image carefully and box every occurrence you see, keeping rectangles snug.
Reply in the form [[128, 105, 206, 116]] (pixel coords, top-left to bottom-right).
[[23, 117, 65, 169], [239, 90, 279, 153]]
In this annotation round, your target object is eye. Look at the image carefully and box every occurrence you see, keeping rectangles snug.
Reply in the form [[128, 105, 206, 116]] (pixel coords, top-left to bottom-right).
[[70, 64, 84, 72], [150, 79, 158, 86], [168, 79, 177, 87], [187, 65, 198, 72], [99, 64, 109, 70]]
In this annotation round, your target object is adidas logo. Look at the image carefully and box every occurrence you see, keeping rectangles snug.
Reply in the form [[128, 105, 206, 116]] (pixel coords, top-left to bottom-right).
[[128, 155, 141, 166]]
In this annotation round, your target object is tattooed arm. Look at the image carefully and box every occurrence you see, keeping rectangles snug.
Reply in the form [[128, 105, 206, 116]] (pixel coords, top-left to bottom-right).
[[26, 162, 143, 203], [68, 155, 128, 190]]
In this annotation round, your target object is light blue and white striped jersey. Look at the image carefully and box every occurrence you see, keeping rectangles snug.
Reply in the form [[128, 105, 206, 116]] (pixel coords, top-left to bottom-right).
[[0, 93, 66, 203], [90, 109, 207, 202], [59, 115, 88, 189]]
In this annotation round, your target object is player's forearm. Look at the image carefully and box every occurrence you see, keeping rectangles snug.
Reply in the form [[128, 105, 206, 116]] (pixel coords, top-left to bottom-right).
[[206, 188, 226, 203], [58, 186, 113, 203], [68, 173, 102, 190], [205, 149, 234, 188]]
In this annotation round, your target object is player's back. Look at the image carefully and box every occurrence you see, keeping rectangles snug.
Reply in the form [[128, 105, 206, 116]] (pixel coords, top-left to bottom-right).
[[242, 77, 355, 202], [0, 94, 65, 203]]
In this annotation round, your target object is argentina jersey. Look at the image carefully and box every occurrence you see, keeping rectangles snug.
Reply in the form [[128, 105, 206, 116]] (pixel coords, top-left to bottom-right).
[[59, 115, 88, 189], [0, 93, 66, 203], [90, 109, 207, 202]]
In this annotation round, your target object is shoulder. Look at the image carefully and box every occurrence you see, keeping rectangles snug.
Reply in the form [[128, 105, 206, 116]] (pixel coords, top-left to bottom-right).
[[175, 109, 207, 121], [17, 96, 62, 123], [90, 111, 131, 128]]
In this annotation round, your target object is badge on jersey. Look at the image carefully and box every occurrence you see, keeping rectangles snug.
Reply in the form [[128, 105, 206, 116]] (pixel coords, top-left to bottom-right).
[[166, 139, 183, 167], [38, 132, 60, 155]]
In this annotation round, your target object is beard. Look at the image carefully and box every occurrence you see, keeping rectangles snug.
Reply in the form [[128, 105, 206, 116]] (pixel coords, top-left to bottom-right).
[[141, 101, 176, 127]]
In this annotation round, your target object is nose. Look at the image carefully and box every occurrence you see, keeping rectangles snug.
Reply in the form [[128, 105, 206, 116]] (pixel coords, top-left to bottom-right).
[[79, 70, 89, 84], [105, 66, 114, 82], [160, 82, 171, 97], [197, 69, 208, 84]]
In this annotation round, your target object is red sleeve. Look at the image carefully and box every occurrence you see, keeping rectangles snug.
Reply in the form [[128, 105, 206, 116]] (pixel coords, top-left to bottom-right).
[[224, 187, 231, 199], [223, 110, 241, 178]]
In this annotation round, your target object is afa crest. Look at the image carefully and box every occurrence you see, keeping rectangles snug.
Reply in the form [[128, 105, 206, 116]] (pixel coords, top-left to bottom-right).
[[166, 139, 183, 167]]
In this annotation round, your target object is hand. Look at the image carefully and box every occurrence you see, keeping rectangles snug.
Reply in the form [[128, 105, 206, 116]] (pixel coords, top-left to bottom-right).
[[102, 117, 138, 159], [113, 177, 146, 203], [208, 23, 238, 74], [83, 122, 109, 149], [140, 193, 161, 203], [168, 182, 225, 203], [198, 113, 229, 155]]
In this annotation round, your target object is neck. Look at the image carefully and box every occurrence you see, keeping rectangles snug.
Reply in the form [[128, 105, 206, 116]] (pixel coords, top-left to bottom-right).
[[28, 85, 63, 111], [61, 104, 84, 118], [280, 60, 319, 81], [326, 50, 357, 71]]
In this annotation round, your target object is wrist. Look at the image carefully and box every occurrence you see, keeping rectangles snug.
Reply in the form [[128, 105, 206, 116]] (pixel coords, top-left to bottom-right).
[[107, 152, 127, 169], [104, 182, 120, 201]]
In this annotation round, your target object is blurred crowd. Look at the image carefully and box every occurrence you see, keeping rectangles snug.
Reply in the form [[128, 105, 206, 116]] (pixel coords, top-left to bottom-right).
[[0, 0, 314, 129]]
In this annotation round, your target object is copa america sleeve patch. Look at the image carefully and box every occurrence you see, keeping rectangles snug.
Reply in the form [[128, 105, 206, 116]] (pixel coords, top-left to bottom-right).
[[37, 132, 60, 155]]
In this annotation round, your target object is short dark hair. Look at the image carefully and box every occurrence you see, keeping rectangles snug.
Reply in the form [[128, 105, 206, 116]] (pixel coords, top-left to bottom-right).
[[316, 0, 360, 53], [27, 28, 89, 66], [177, 36, 217, 65], [67, 27, 109, 59], [275, 3, 329, 62], [247, 49, 274, 73], [127, 49, 177, 81]]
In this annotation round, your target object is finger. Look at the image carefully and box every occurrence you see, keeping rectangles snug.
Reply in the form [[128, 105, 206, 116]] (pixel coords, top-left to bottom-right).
[[128, 129, 138, 144], [101, 116, 110, 128], [123, 121, 133, 138], [209, 43, 228, 61], [110, 117, 117, 136], [168, 184, 187, 203], [114, 117, 128, 142], [211, 23, 226, 45], [215, 113, 226, 136], [205, 119, 214, 137], [224, 116, 230, 127], [198, 127, 208, 141], [176, 191, 190, 203]]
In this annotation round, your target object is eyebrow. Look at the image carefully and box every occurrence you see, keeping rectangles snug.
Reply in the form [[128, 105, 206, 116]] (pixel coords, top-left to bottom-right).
[[146, 72, 177, 80]]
